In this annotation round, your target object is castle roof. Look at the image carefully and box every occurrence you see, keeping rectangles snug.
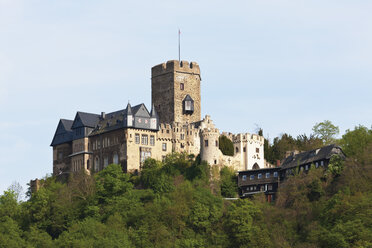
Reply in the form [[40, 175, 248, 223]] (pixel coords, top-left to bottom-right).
[[89, 103, 157, 136], [50, 119, 74, 146], [72, 111, 100, 129]]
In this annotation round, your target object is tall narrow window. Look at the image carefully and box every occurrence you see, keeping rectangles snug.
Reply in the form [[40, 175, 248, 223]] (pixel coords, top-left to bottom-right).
[[150, 135, 155, 146], [162, 143, 167, 151], [113, 153, 119, 164], [180, 83, 184, 90], [135, 134, 140, 144], [142, 135, 148, 145], [104, 156, 108, 168], [204, 140, 208, 147]]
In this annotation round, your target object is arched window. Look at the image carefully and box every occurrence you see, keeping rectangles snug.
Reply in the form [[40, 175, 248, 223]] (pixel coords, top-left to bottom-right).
[[113, 153, 119, 164], [252, 163, 260, 170], [236, 147, 239, 153]]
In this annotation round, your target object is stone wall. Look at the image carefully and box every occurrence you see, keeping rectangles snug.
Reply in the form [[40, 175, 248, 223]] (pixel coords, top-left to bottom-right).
[[152, 60, 201, 124]]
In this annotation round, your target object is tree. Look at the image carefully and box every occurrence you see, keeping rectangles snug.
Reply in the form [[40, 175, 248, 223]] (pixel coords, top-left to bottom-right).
[[218, 135, 234, 156], [220, 167, 237, 198], [312, 120, 339, 145], [340, 125, 372, 164]]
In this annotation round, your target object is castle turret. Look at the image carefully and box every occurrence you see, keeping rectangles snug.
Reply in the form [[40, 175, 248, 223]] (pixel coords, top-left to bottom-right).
[[151, 60, 201, 124], [126, 103, 133, 127], [150, 104, 158, 130], [200, 116, 221, 165]]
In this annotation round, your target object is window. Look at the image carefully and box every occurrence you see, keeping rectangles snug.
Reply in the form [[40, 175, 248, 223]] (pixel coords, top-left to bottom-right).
[[266, 172, 270, 178], [180, 83, 184, 90], [185, 100, 192, 111], [140, 150, 151, 163], [162, 143, 167, 151], [135, 134, 140, 144], [300, 167, 304, 171], [94, 157, 100, 172], [113, 153, 119, 164], [141, 135, 148, 145], [258, 173, 262, 179], [214, 160, 217, 164], [315, 162, 319, 167], [320, 161, 324, 166], [268, 185, 273, 190], [150, 135, 155, 146], [256, 148, 259, 153], [180, 143, 185, 148], [236, 147, 239, 153], [260, 186, 265, 191], [305, 165, 309, 170], [97, 140, 101, 149], [205, 140, 208, 147], [242, 175, 247, 181], [243, 147, 246, 152], [273, 172, 278, 177], [104, 156, 108, 168], [180, 134, 185, 140], [250, 175, 254, 180], [58, 152, 63, 160], [215, 140, 218, 146]]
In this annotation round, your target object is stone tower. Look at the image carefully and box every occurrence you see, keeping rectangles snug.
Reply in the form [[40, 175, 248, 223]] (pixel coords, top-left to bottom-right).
[[151, 60, 201, 124]]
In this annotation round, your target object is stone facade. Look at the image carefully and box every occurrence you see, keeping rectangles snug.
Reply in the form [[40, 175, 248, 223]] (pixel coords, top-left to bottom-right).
[[51, 60, 270, 177], [152, 60, 201, 124]]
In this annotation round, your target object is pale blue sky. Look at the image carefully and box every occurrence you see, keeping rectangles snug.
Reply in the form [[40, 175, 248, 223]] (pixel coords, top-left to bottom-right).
[[1, 0, 371, 195]]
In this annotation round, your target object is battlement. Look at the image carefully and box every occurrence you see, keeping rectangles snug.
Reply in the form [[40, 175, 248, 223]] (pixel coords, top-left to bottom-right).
[[152, 60, 200, 77], [232, 133, 264, 143]]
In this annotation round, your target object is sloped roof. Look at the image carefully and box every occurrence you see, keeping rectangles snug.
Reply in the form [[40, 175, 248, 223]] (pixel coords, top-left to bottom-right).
[[281, 144, 345, 169], [50, 119, 74, 146], [89, 103, 155, 136], [72, 111, 100, 128]]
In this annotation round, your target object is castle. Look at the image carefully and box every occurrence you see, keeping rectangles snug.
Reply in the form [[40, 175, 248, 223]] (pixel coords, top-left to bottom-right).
[[51, 60, 272, 176]]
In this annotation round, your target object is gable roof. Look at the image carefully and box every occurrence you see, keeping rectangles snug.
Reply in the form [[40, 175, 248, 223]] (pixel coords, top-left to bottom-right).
[[71, 111, 100, 129], [89, 103, 156, 136], [50, 119, 74, 146], [281, 144, 345, 169], [132, 103, 150, 118]]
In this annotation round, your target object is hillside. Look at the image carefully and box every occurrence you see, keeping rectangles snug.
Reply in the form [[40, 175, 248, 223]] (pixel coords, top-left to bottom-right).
[[1, 125, 372, 248]]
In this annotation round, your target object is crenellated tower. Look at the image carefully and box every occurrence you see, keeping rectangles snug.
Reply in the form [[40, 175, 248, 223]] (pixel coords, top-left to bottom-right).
[[151, 60, 201, 124]]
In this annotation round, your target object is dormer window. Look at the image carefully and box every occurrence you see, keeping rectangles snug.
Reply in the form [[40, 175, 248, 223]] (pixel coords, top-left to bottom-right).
[[183, 95, 194, 114]]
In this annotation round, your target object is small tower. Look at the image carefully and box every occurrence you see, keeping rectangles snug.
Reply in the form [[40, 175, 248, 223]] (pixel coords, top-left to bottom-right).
[[150, 104, 158, 130], [200, 116, 221, 166], [126, 103, 133, 127], [151, 60, 201, 124]]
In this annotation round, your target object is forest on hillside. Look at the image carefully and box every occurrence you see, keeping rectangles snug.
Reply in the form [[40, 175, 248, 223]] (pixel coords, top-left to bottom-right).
[[1, 123, 372, 247]]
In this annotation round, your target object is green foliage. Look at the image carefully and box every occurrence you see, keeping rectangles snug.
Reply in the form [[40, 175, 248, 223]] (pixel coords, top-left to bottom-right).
[[220, 167, 237, 198], [219, 135, 234, 156], [340, 125, 372, 164], [328, 154, 345, 176], [312, 120, 339, 145], [1, 137, 372, 248]]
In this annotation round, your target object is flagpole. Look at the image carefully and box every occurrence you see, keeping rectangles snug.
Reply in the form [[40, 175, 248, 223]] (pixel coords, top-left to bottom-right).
[[178, 29, 181, 62]]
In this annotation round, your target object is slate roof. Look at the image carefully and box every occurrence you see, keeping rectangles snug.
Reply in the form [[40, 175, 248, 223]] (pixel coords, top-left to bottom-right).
[[50, 119, 74, 146], [60, 119, 73, 132], [72, 111, 100, 128], [281, 144, 345, 169], [89, 103, 157, 136]]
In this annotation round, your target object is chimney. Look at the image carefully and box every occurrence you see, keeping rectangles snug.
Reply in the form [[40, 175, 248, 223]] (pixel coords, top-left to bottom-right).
[[276, 160, 281, 167], [101, 112, 106, 119]]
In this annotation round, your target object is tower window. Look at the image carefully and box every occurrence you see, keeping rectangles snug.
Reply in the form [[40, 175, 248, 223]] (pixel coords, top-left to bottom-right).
[[150, 135, 155, 146], [180, 83, 184, 90], [135, 134, 140, 144], [183, 95, 194, 114], [205, 140, 208, 147], [162, 143, 167, 151]]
